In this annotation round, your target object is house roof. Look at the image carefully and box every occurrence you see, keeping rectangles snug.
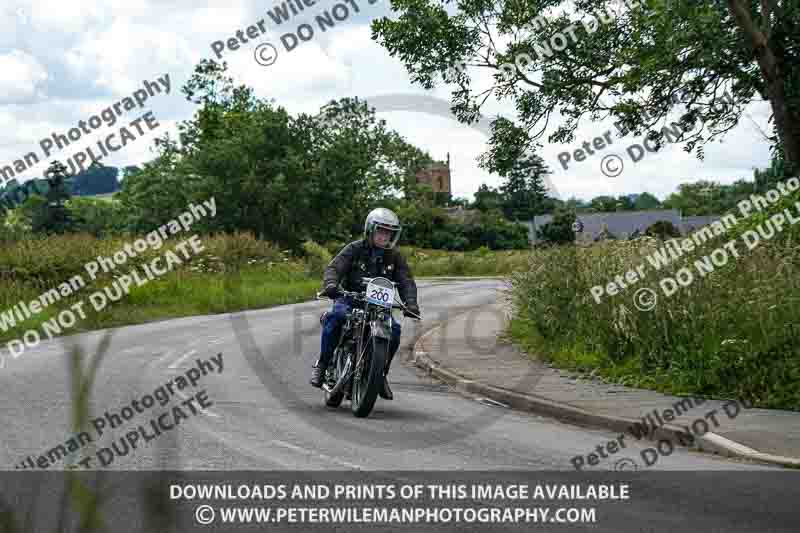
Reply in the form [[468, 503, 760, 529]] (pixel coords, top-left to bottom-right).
[[532, 210, 683, 240]]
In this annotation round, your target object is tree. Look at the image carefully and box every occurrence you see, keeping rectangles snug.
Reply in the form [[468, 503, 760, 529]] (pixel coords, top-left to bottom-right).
[[589, 195, 618, 212], [537, 208, 576, 245], [663, 181, 718, 215], [122, 165, 142, 180], [67, 196, 127, 237], [499, 152, 550, 220], [472, 183, 503, 212], [18, 194, 48, 233], [119, 59, 440, 250], [70, 163, 120, 196], [33, 161, 76, 234], [615, 196, 635, 211], [448, 196, 470, 208], [564, 197, 587, 211], [115, 135, 200, 234], [645, 220, 681, 239], [372, 0, 800, 177], [754, 149, 795, 191], [634, 192, 661, 210]]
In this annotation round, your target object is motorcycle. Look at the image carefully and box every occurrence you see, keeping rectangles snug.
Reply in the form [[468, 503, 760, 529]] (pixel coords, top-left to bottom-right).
[[315, 276, 421, 418]]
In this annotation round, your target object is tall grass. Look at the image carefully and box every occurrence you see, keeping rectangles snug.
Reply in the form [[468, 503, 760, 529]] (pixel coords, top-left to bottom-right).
[[0, 233, 527, 350], [401, 246, 531, 276], [0, 333, 178, 531], [0, 231, 310, 345], [508, 226, 800, 410]]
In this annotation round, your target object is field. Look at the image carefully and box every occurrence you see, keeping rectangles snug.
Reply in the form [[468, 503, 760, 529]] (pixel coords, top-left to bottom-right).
[[0, 234, 527, 351]]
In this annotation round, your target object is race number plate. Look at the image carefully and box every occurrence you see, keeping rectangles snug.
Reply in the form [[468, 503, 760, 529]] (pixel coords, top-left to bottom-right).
[[366, 280, 395, 308]]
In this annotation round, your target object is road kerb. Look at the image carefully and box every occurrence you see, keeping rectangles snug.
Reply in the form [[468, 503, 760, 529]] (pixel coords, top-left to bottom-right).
[[410, 306, 800, 470]]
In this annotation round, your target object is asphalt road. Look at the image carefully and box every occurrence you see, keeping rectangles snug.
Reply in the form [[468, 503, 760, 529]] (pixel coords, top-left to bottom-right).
[[1, 279, 796, 532]]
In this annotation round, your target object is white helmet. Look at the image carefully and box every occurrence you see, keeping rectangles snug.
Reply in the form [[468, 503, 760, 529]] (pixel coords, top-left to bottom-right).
[[364, 207, 402, 249]]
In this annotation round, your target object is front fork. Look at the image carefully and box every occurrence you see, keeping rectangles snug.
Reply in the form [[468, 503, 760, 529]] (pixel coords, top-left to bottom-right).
[[370, 308, 392, 340]]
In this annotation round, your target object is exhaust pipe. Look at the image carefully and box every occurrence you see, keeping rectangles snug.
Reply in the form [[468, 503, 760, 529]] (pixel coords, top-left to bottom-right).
[[322, 360, 352, 395]]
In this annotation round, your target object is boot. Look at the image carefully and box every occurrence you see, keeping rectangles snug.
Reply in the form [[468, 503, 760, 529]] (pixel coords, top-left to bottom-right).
[[378, 373, 393, 400], [378, 352, 394, 400], [309, 359, 327, 388], [344, 379, 352, 400]]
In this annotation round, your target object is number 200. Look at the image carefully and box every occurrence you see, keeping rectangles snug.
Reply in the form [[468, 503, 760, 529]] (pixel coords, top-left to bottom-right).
[[370, 288, 389, 302]]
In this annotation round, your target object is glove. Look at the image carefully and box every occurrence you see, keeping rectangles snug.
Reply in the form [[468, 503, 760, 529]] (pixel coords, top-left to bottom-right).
[[404, 304, 421, 318], [323, 284, 341, 299]]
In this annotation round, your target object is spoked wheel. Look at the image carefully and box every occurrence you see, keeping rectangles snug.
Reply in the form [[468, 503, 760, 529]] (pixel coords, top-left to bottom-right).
[[324, 349, 347, 408], [351, 334, 387, 418]]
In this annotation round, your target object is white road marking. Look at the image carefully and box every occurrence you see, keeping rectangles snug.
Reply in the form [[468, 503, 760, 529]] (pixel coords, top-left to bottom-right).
[[154, 349, 176, 365], [176, 388, 221, 418], [476, 397, 510, 408], [268, 439, 364, 470], [168, 349, 196, 369]]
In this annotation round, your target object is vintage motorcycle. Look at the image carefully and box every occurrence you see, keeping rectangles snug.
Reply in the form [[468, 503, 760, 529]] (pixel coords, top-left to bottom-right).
[[316, 276, 421, 418]]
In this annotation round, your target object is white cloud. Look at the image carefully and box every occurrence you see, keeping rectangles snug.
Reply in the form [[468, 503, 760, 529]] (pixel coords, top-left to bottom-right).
[[65, 20, 193, 96], [0, 0, 779, 200], [0, 50, 48, 104]]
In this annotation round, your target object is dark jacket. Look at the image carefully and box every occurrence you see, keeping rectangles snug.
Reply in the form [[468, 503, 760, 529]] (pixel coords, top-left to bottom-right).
[[323, 239, 418, 309]]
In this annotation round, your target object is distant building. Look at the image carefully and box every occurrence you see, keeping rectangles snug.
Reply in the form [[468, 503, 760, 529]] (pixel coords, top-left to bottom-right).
[[528, 209, 722, 245], [414, 153, 452, 195], [442, 204, 480, 222]]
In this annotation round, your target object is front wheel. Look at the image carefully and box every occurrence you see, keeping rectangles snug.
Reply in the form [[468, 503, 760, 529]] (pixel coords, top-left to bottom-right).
[[324, 348, 347, 407], [351, 334, 387, 418]]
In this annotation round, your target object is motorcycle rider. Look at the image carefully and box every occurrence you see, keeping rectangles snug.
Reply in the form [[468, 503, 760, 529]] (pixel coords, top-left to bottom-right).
[[310, 207, 421, 400]]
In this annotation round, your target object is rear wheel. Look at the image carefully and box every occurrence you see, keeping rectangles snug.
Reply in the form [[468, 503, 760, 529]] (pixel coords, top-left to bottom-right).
[[351, 334, 387, 418]]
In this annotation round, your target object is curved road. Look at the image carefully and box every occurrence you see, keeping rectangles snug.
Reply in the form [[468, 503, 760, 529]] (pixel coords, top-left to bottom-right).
[[1, 279, 795, 532]]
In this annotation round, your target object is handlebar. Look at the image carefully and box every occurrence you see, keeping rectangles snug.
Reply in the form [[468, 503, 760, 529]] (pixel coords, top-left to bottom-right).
[[315, 288, 422, 320]]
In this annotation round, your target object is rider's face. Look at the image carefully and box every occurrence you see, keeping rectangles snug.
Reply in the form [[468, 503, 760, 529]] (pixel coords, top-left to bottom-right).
[[374, 227, 392, 246]]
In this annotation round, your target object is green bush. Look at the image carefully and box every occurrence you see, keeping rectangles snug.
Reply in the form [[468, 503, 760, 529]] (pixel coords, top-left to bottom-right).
[[397, 204, 528, 250], [66, 196, 128, 237], [323, 240, 348, 255], [536, 209, 576, 245], [302, 239, 333, 277], [202, 231, 284, 270], [645, 220, 681, 239]]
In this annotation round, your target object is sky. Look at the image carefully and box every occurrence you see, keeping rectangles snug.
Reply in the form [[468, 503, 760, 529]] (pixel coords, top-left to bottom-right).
[[0, 0, 776, 203]]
